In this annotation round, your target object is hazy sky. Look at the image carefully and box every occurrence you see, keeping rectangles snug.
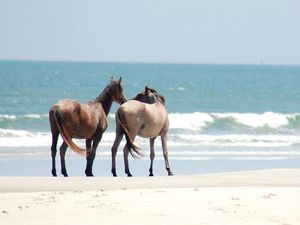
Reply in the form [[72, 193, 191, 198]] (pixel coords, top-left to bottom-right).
[[0, 0, 299, 65]]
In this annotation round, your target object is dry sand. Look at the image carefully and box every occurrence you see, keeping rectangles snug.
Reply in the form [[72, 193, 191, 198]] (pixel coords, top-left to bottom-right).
[[0, 169, 300, 225]]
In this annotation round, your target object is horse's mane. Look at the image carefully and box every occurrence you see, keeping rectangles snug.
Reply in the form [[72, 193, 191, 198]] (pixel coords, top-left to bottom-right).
[[148, 87, 166, 105], [131, 86, 166, 105], [94, 85, 111, 102], [91, 81, 118, 103], [156, 93, 166, 105]]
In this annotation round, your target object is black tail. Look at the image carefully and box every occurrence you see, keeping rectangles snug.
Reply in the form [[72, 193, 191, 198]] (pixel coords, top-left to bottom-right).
[[116, 109, 143, 159]]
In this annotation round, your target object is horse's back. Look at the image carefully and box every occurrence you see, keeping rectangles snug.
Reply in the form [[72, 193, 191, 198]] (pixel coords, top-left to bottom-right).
[[49, 99, 80, 121], [54, 99, 81, 111], [50, 99, 106, 138], [118, 99, 169, 137]]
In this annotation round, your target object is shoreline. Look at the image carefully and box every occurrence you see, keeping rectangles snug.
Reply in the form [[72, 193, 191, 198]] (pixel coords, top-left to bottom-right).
[[1, 154, 300, 177], [1, 169, 299, 193], [0, 169, 300, 225]]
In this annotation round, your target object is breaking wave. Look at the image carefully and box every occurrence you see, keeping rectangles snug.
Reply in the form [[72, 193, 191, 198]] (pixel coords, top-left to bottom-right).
[[2, 112, 300, 133], [168, 112, 300, 132], [1, 112, 300, 160], [1, 129, 300, 148]]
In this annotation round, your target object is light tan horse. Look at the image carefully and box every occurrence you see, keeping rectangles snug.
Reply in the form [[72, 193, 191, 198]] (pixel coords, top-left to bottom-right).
[[111, 86, 173, 177], [49, 77, 126, 177]]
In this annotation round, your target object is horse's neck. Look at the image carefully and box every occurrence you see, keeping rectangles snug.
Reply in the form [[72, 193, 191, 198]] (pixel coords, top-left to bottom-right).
[[142, 96, 156, 104], [132, 94, 157, 104], [94, 88, 113, 116]]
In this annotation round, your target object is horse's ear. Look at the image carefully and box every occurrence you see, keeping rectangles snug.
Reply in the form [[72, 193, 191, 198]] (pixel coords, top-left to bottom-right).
[[145, 86, 149, 94], [119, 77, 122, 83], [110, 76, 114, 83]]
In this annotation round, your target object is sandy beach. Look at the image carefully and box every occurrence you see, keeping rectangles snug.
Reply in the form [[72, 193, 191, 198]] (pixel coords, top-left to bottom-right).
[[0, 169, 299, 225]]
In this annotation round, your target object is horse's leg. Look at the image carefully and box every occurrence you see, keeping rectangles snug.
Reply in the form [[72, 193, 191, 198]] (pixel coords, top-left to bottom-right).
[[50, 109, 59, 177], [51, 131, 59, 177], [111, 128, 124, 177], [123, 144, 132, 177], [85, 139, 92, 176], [161, 134, 173, 176], [85, 139, 93, 176], [149, 137, 156, 176], [124, 130, 138, 177], [85, 134, 103, 177], [86, 139, 92, 152], [60, 141, 68, 177]]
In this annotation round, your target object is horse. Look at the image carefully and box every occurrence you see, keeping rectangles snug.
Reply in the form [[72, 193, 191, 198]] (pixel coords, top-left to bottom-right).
[[111, 86, 173, 177], [49, 77, 126, 177]]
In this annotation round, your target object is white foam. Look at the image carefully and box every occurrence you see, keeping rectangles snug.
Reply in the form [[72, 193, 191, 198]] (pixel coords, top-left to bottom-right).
[[1, 128, 300, 149], [2, 112, 296, 131], [1, 111, 300, 150], [1, 130, 300, 160], [24, 114, 47, 119], [168, 86, 185, 91], [168, 134, 300, 147], [0, 129, 35, 138], [0, 114, 48, 120], [167, 112, 300, 130], [0, 115, 17, 120], [214, 112, 289, 128], [169, 112, 213, 130]]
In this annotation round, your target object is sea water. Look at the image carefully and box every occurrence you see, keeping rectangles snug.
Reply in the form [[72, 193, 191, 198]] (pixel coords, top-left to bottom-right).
[[1, 61, 300, 176]]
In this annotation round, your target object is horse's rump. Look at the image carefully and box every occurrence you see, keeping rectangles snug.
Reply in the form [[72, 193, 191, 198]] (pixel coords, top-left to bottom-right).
[[116, 107, 144, 158], [50, 104, 86, 155]]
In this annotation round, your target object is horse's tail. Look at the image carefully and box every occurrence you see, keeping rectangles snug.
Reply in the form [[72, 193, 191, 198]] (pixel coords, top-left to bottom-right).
[[53, 107, 86, 156], [116, 109, 143, 159]]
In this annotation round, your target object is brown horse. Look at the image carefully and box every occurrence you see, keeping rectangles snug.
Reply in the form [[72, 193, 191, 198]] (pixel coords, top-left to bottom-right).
[[49, 77, 126, 177], [111, 86, 173, 177]]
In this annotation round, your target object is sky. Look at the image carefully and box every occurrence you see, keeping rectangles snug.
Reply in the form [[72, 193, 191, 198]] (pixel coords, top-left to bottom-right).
[[0, 0, 299, 65]]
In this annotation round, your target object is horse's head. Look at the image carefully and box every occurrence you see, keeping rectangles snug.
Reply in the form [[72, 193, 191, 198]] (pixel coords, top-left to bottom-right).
[[108, 76, 126, 104], [132, 86, 165, 104]]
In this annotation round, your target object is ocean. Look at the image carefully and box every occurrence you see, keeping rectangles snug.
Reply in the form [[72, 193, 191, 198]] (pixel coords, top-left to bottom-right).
[[1, 60, 300, 176]]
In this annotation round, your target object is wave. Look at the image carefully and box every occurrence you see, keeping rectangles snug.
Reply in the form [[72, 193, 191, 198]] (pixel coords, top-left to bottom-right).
[[168, 134, 300, 147], [2, 112, 300, 132], [1, 129, 300, 148], [1, 146, 299, 161], [1, 112, 300, 150], [168, 112, 300, 132], [0, 114, 48, 120], [106, 112, 300, 135], [1, 127, 300, 160], [0, 114, 49, 131]]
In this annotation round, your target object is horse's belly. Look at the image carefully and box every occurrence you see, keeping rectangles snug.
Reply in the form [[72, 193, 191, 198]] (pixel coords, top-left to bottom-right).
[[71, 126, 97, 139], [72, 134, 88, 139], [138, 131, 157, 138], [138, 125, 161, 138]]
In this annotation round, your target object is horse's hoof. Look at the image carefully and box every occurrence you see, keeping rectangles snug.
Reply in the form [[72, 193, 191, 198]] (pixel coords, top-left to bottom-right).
[[86, 173, 94, 177], [111, 170, 117, 177], [168, 172, 174, 176], [52, 170, 57, 177], [127, 174, 133, 177], [62, 170, 69, 177], [149, 173, 154, 177], [85, 170, 94, 177]]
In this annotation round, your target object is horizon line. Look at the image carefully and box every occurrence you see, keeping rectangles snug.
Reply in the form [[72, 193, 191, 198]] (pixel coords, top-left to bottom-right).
[[0, 58, 299, 67]]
